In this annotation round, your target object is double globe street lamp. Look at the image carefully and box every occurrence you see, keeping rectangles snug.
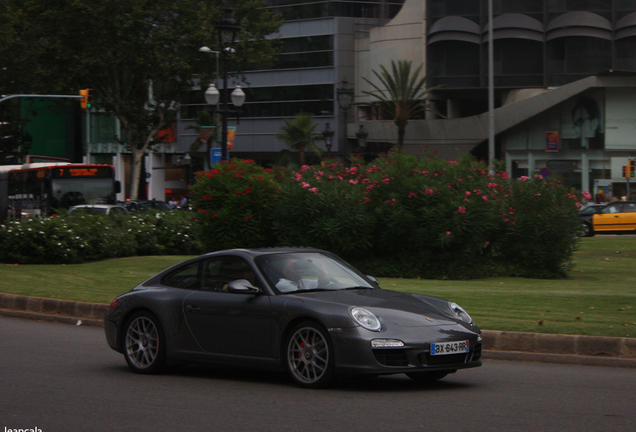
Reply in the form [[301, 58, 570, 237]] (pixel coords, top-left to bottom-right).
[[201, 5, 245, 162]]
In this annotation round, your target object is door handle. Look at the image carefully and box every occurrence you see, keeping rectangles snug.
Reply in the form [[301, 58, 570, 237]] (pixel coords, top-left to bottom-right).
[[186, 304, 200, 313]]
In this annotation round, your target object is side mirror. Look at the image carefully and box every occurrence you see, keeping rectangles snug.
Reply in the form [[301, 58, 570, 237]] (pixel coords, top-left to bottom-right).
[[366, 275, 380, 286], [227, 279, 260, 294]]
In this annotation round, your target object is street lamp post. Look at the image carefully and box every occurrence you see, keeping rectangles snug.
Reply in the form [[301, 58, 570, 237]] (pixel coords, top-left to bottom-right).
[[336, 79, 354, 157], [355, 124, 368, 151], [211, 5, 243, 162], [321, 123, 334, 155], [199, 47, 220, 168]]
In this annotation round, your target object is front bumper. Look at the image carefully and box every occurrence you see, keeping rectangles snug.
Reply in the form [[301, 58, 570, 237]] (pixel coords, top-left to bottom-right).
[[329, 324, 482, 376]]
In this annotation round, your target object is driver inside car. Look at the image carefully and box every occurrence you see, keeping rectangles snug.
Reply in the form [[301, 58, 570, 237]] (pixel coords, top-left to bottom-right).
[[275, 258, 322, 292]]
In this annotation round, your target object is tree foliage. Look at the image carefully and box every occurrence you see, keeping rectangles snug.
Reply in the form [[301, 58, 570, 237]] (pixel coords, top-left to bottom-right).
[[276, 113, 324, 166], [0, 0, 282, 197], [362, 60, 441, 150]]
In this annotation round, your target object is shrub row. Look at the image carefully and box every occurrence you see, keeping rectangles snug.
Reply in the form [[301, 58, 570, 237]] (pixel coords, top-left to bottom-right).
[[0, 151, 583, 279], [190, 152, 583, 279], [0, 211, 202, 264]]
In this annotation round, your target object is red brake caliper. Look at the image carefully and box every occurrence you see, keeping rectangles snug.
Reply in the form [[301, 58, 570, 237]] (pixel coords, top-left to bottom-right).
[[298, 342, 305, 358]]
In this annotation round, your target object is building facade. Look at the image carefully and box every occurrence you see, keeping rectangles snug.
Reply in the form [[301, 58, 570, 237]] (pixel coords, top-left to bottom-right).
[[352, 0, 636, 198], [23, 0, 636, 199], [84, 0, 405, 201]]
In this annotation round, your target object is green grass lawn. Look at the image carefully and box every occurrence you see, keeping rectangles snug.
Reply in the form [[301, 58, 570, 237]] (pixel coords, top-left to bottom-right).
[[1, 237, 634, 338]]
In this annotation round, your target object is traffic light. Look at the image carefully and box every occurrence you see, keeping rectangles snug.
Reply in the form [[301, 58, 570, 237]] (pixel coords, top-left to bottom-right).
[[624, 165, 631, 178], [631, 160, 636, 178], [79, 88, 93, 109]]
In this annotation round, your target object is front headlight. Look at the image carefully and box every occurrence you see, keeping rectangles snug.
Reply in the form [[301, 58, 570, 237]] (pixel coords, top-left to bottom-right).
[[350, 307, 381, 331], [449, 302, 473, 324]]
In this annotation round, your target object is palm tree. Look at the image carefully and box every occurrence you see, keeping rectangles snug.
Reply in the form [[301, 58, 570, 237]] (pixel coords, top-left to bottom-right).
[[276, 113, 324, 166], [362, 60, 441, 150]]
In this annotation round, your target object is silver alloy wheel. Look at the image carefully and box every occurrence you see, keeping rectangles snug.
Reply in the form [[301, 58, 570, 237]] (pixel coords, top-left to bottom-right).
[[287, 325, 330, 385], [125, 315, 160, 370]]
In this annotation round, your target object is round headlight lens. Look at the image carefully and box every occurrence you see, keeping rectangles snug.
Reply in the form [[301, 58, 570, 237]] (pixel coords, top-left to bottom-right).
[[350, 307, 381, 331], [449, 302, 473, 324]]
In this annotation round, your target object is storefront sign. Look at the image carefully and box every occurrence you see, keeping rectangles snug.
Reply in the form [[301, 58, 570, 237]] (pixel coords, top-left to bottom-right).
[[546, 131, 560, 152]]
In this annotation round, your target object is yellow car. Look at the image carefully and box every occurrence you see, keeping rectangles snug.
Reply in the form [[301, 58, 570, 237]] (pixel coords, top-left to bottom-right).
[[589, 202, 636, 235]]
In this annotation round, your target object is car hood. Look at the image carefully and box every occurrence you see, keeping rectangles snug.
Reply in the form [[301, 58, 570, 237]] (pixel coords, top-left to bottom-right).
[[287, 289, 464, 328]]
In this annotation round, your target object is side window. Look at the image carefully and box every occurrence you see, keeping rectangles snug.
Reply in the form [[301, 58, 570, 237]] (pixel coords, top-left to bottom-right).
[[161, 261, 200, 289], [623, 203, 636, 213], [201, 259, 223, 292], [201, 257, 260, 292], [602, 204, 620, 214]]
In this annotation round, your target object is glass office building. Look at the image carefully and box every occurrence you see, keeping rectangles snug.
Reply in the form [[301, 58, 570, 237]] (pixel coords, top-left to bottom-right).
[[177, 0, 405, 166]]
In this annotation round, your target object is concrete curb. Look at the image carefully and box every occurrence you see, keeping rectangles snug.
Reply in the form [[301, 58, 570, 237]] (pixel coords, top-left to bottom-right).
[[2, 292, 635, 368], [0, 292, 107, 323], [481, 331, 636, 368]]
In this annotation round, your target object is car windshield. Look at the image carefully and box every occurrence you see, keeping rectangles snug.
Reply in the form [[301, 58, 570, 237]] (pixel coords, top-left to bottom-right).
[[580, 205, 602, 215], [255, 252, 375, 294], [71, 207, 108, 215]]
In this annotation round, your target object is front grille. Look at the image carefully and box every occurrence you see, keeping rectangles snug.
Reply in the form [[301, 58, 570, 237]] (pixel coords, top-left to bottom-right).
[[372, 349, 409, 367], [471, 342, 482, 361], [420, 352, 469, 366]]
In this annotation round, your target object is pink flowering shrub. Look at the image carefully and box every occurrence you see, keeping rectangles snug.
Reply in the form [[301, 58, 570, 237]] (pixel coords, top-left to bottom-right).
[[188, 152, 582, 279], [188, 159, 281, 251], [269, 157, 376, 256], [491, 175, 581, 278]]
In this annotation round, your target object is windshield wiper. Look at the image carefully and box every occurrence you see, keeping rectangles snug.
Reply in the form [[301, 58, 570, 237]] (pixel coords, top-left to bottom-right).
[[297, 288, 333, 293], [342, 286, 374, 290]]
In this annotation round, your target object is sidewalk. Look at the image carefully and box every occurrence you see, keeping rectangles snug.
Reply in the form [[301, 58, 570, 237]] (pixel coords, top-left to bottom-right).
[[1, 292, 635, 368]]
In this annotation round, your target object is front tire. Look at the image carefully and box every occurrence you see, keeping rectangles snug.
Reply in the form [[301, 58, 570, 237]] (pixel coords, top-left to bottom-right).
[[285, 321, 334, 388], [123, 311, 166, 374]]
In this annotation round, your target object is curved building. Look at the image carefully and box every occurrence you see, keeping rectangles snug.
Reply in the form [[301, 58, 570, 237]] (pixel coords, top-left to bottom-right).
[[353, 0, 636, 197]]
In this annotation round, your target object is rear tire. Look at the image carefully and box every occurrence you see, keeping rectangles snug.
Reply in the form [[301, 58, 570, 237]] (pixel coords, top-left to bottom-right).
[[123, 311, 167, 374], [581, 222, 595, 237]]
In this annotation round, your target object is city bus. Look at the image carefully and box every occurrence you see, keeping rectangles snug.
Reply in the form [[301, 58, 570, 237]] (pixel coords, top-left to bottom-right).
[[0, 156, 120, 221]]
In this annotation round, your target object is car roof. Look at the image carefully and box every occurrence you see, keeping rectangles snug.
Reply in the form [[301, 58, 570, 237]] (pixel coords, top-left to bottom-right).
[[71, 204, 123, 208], [201, 247, 327, 259]]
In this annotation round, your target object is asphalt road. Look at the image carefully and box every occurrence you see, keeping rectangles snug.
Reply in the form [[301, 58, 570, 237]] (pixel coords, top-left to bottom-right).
[[1, 316, 635, 432]]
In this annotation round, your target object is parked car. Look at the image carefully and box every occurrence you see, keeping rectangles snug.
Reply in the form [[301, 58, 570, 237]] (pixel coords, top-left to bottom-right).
[[104, 247, 482, 388], [579, 201, 636, 236], [68, 204, 128, 215], [578, 204, 606, 236], [120, 200, 172, 213]]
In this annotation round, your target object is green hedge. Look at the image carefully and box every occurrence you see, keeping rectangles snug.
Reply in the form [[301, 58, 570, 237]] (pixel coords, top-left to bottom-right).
[[0, 152, 583, 279], [0, 211, 202, 264], [190, 152, 582, 279]]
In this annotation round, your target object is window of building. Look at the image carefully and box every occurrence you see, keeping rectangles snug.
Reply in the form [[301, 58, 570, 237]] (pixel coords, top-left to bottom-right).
[[494, 0, 543, 14], [617, 0, 636, 12], [547, 0, 612, 19], [547, 37, 612, 85], [491, 39, 544, 87], [241, 84, 334, 118], [616, 37, 636, 70], [428, 0, 479, 20], [267, 0, 405, 20], [180, 84, 335, 119], [428, 41, 480, 88], [246, 35, 334, 71], [90, 112, 117, 144]]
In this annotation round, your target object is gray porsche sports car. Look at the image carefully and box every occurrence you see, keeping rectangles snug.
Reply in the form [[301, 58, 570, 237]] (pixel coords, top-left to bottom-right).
[[104, 247, 482, 388]]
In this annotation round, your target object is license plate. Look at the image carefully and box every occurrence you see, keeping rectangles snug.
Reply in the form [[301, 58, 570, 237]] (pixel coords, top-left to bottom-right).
[[430, 340, 469, 356]]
